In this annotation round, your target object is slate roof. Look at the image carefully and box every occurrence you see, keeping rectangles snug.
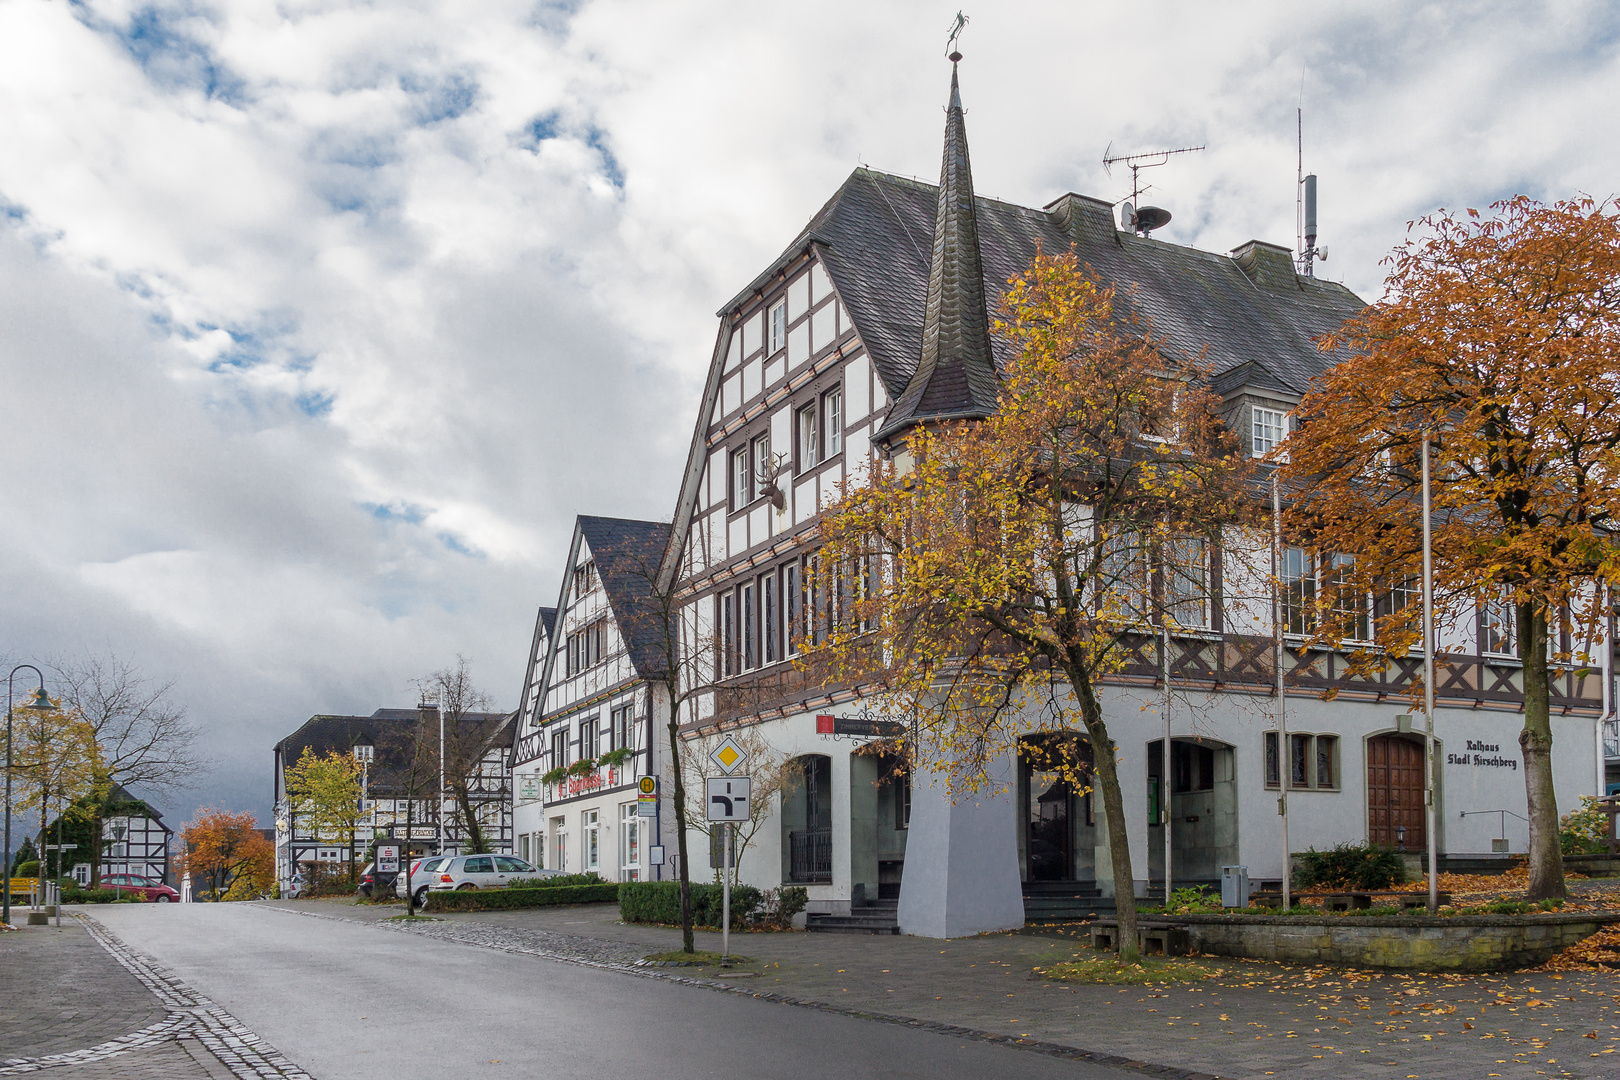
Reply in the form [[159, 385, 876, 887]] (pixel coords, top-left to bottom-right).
[[751, 101, 1362, 424], [878, 62, 999, 441], [538, 606, 557, 642], [274, 708, 511, 793], [577, 516, 672, 680]]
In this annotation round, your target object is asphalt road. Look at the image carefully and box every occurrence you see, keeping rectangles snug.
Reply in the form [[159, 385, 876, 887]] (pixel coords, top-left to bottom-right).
[[89, 905, 1136, 1080]]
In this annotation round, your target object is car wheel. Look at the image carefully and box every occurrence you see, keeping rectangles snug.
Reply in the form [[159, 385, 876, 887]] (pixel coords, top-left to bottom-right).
[[413, 887, 429, 908], [456, 883, 476, 891], [156, 895, 172, 903]]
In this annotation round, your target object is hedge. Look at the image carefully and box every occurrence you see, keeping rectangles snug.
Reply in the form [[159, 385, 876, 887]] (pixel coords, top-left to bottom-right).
[[507, 872, 606, 890], [619, 881, 762, 929], [423, 883, 620, 912], [1295, 842, 1409, 891]]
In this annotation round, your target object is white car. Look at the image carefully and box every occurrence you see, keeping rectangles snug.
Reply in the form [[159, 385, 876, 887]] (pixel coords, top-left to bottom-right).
[[425, 854, 554, 895], [395, 856, 454, 907]]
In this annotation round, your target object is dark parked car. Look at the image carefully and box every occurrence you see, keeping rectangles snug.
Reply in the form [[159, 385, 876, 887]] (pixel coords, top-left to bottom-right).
[[100, 874, 179, 902]]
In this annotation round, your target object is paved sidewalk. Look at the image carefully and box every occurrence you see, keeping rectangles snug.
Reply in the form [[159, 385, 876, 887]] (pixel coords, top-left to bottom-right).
[[0, 914, 312, 1078], [266, 897, 1620, 1080]]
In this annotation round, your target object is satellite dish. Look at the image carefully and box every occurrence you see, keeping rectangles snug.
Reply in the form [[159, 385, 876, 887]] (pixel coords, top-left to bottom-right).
[[1135, 206, 1172, 233]]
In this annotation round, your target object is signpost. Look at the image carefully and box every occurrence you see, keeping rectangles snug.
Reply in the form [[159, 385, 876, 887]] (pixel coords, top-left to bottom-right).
[[705, 762, 751, 964], [637, 775, 658, 817]]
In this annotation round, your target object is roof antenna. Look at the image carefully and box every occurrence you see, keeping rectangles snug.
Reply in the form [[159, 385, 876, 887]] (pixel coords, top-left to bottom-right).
[[945, 10, 968, 61], [1296, 107, 1327, 276], [1102, 143, 1205, 236]]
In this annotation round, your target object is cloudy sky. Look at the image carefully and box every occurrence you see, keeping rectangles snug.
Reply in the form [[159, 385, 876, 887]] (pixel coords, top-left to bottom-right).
[[1, 0, 1616, 829]]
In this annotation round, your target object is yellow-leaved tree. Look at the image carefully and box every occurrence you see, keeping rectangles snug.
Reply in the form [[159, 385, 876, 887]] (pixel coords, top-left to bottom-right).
[[800, 250, 1255, 960], [284, 748, 364, 885]]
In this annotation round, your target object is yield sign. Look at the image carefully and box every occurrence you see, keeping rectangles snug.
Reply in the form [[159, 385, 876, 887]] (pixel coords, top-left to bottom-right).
[[709, 736, 749, 775]]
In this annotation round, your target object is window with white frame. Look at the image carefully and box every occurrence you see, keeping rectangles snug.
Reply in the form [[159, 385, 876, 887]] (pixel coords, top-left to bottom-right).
[[572, 560, 598, 600], [1324, 553, 1371, 642], [718, 590, 736, 677], [762, 569, 779, 664], [566, 621, 606, 675], [1098, 529, 1148, 622], [1482, 590, 1518, 656], [611, 703, 634, 753], [579, 716, 598, 762], [797, 402, 819, 470], [769, 300, 787, 354], [1165, 537, 1209, 629], [517, 833, 531, 863], [823, 386, 842, 457], [1279, 547, 1316, 635], [619, 803, 640, 880], [784, 561, 801, 655], [583, 809, 600, 871], [731, 446, 752, 509], [550, 817, 567, 873], [1264, 731, 1339, 789], [741, 580, 756, 670], [1252, 407, 1289, 458], [551, 727, 568, 771]]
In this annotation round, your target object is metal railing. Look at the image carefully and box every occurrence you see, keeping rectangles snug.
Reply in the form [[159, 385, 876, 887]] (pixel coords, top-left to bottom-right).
[[788, 828, 832, 883]]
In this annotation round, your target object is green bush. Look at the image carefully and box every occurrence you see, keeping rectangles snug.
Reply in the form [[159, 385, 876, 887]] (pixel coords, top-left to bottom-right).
[[1561, 795, 1611, 855], [1295, 843, 1408, 890], [619, 881, 762, 929], [507, 872, 606, 890], [15, 861, 39, 878], [758, 885, 809, 927], [423, 883, 619, 912], [61, 888, 121, 904]]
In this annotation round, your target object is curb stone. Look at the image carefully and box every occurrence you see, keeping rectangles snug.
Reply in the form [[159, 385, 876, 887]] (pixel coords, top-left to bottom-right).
[[0, 915, 314, 1079], [256, 903, 1232, 1080]]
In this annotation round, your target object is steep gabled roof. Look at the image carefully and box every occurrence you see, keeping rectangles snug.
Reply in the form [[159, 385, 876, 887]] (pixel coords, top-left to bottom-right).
[[274, 708, 508, 793], [876, 61, 999, 442], [577, 515, 672, 680]]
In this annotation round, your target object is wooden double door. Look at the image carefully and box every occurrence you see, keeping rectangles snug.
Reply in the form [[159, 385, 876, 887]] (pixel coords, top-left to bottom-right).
[[1367, 734, 1427, 850]]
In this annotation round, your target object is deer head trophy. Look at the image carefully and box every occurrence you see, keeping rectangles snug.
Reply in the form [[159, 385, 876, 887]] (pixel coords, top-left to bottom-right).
[[756, 451, 789, 512]]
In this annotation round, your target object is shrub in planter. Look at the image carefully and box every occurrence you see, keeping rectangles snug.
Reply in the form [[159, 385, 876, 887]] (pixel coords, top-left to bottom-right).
[[567, 758, 598, 779], [1295, 843, 1408, 890], [540, 767, 569, 786], [596, 748, 633, 770], [620, 881, 762, 929]]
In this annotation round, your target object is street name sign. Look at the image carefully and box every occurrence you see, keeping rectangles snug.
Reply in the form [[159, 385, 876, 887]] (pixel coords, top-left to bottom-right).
[[709, 737, 749, 775], [706, 777, 752, 822]]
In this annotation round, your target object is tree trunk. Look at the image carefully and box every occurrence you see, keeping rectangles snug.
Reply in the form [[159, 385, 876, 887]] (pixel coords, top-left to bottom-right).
[[454, 785, 488, 854], [665, 705, 695, 953], [1519, 601, 1567, 900], [88, 803, 104, 889], [1073, 673, 1139, 964]]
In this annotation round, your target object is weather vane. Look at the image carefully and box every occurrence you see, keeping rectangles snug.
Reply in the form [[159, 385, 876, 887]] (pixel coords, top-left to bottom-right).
[[946, 10, 968, 60]]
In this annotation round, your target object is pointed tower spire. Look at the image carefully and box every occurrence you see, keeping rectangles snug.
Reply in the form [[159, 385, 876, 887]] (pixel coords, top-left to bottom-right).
[[875, 52, 998, 445]]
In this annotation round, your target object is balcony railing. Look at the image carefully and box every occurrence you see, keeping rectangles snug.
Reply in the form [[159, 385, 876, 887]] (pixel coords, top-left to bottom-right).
[[789, 828, 832, 884]]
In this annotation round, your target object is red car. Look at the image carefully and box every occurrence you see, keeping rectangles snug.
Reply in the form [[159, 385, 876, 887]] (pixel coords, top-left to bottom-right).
[[100, 874, 179, 902]]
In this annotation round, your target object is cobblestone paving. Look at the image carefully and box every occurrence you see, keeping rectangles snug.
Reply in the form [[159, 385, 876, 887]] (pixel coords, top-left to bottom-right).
[[0, 914, 313, 1078], [261, 899, 1620, 1080], [0, 922, 167, 1058]]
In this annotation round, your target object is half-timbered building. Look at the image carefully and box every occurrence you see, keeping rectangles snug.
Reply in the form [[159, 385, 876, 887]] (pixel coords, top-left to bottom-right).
[[510, 516, 672, 882], [98, 788, 174, 885], [654, 58, 1611, 936], [272, 706, 513, 892]]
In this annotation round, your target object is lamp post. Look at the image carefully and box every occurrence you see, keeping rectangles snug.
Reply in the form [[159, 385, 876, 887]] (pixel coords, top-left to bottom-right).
[[4, 665, 54, 928]]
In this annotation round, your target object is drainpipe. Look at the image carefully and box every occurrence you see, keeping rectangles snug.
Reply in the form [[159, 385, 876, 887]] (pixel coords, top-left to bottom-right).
[[1599, 582, 1611, 800], [1162, 615, 1172, 905]]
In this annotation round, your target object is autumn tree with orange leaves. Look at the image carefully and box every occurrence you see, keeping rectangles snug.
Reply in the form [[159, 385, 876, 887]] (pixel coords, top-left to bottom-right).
[[1279, 196, 1620, 900], [801, 251, 1256, 960], [178, 809, 273, 900]]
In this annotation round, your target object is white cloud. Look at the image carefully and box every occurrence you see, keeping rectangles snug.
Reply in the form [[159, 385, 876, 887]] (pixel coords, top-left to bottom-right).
[[0, 0, 1616, 825]]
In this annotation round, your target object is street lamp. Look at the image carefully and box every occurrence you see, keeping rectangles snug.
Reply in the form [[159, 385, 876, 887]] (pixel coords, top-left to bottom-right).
[[4, 665, 54, 928]]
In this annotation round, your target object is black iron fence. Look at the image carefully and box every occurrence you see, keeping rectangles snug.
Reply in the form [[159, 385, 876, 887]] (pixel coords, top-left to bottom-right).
[[789, 828, 832, 883]]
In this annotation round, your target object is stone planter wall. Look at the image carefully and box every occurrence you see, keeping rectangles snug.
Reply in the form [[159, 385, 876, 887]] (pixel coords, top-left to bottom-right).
[[1565, 854, 1620, 875], [1139, 912, 1620, 972]]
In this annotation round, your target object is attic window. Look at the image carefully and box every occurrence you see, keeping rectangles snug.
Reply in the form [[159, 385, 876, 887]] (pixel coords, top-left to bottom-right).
[[1251, 407, 1289, 458], [573, 560, 599, 599]]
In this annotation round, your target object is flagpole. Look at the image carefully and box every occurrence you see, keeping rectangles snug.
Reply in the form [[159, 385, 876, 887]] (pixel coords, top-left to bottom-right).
[[1273, 470, 1290, 910], [1422, 433, 1438, 914]]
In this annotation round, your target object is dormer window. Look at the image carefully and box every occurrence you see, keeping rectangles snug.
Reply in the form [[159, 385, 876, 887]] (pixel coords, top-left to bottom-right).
[[1252, 407, 1289, 458], [769, 300, 787, 354]]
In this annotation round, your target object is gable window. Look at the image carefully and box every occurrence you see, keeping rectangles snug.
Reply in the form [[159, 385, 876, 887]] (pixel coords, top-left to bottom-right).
[[611, 703, 634, 753], [572, 560, 598, 600], [566, 621, 606, 675], [1252, 407, 1289, 458], [731, 447, 752, 509], [550, 727, 568, 770], [797, 403, 819, 470], [823, 386, 843, 457], [769, 300, 787, 354], [579, 716, 598, 761], [1264, 731, 1339, 789]]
